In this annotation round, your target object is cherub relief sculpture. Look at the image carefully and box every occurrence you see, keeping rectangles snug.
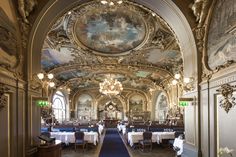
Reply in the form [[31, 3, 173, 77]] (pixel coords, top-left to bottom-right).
[[18, 0, 37, 23], [191, 0, 210, 26], [0, 8, 17, 69]]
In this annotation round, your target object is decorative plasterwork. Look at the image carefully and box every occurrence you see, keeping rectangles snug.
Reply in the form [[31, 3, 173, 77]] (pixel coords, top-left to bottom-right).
[[0, 8, 18, 70], [190, 0, 214, 79], [0, 83, 10, 109], [41, 0, 183, 96], [64, 0, 177, 56], [217, 84, 236, 113], [191, 0, 236, 79], [73, 4, 147, 55], [17, 0, 38, 24]]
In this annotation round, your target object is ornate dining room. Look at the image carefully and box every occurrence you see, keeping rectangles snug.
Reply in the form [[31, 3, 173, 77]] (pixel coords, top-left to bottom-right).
[[0, 0, 236, 157]]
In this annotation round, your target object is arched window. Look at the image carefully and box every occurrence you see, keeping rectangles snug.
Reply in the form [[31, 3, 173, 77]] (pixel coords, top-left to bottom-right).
[[52, 91, 66, 122], [155, 92, 168, 122]]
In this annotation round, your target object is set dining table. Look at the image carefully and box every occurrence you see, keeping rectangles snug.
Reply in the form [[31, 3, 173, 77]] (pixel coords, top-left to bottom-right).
[[127, 131, 175, 147], [50, 131, 99, 145]]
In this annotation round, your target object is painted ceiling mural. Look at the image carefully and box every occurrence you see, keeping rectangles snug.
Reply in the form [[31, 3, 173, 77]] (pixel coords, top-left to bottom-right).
[[207, 0, 236, 70], [41, 0, 183, 95], [75, 8, 146, 54]]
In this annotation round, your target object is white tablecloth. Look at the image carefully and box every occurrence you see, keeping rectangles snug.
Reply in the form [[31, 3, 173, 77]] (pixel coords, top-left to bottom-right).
[[50, 132, 99, 145], [127, 132, 158, 147], [156, 132, 175, 144], [173, 138, 184, 155], [127, 132, 175, 147]]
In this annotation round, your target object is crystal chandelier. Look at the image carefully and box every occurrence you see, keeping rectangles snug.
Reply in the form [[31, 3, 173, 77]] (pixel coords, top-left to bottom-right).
[[99, 75, 123, 96], [100, 0, 123, 6]]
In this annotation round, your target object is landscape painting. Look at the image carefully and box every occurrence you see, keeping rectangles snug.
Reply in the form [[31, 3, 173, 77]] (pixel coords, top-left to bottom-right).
[[207, 0, 236, 69]]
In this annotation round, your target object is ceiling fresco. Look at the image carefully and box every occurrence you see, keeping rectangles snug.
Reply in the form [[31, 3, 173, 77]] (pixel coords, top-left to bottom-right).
[[74, 8, 146, 55], [207, 0, 236, 69], [41, 0, 183, 95]]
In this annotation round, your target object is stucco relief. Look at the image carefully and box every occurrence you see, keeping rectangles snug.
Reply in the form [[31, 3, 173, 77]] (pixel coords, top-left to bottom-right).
[[207, 0, 236, 70], [0, 8, 17, 69]]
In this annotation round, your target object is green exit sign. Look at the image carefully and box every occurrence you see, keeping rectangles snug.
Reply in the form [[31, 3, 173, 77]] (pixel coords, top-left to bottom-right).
[[36, 100, 49, 107], [179, 101, 189, 107]]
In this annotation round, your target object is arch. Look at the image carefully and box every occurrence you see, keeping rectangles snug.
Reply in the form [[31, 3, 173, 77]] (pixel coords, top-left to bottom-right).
[[28, 0, 198, 81]]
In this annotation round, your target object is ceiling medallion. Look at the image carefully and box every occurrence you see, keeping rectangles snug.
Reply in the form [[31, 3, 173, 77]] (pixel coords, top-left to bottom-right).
[[67, 0, 156, 56]]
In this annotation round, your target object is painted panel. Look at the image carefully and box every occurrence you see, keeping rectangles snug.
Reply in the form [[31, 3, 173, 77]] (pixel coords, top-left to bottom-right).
[[56, 70, 88, 81], [208, 0, 236, 69], [41, 48, 74, 70], [129, 94, 144, 112], [77, 94, 92, 120], [75, 9, 146, 54]]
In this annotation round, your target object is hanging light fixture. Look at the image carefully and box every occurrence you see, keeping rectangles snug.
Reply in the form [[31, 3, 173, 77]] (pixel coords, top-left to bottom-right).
[[99, 75, 123, 96], [100, 0, 123, 6]]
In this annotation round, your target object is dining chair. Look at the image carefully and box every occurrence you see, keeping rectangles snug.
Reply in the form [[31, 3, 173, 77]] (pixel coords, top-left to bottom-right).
[[139, 131, 152, 152], [74, 131, 88, 152]]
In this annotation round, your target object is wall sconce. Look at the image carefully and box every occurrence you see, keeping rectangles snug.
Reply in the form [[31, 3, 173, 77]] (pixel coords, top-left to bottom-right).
[[172, 74, 195, 92], [0, 83, 9, 109], [183, 77, 195, 92], [36, 72, 56, 97]]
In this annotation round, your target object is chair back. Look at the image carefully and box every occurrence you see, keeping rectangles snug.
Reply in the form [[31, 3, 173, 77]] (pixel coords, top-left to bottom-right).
[[75, 131, 85, 140], [41, 132, 50, 138], [143, 131, 152, 140]]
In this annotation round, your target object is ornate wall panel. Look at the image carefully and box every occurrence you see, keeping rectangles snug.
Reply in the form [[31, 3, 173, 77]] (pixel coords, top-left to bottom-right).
[[216, 92, 236, 157], [0, 94, 10, 157]]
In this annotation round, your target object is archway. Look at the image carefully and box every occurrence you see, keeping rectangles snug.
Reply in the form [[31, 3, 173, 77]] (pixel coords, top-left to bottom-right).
[[28, 0, 199, 156]]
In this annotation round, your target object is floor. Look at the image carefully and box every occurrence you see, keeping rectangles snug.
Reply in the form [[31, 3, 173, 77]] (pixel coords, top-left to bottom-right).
[[62, 129, 176, 157]]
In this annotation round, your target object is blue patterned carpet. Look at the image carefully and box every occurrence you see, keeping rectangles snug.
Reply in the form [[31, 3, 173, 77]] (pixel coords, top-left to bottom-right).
[[99, 129, 130, 157]]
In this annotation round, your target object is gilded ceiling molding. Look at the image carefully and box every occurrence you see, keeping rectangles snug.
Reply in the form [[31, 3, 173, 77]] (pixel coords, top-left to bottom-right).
[[48, 63, 173, 76], [40, 0, 183, 94], [190, 0, 215, 80], [62, 0, 179, 56], [0, 83, 10, 110], [216, 84, 236, 113], [214, 61, 236, 73]]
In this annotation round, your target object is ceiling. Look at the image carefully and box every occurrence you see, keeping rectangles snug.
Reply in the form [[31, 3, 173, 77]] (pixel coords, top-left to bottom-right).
[[41, 0, 183, 95]]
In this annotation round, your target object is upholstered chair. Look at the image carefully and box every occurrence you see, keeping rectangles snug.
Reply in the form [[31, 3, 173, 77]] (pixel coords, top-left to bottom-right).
[[74, 131, 88, 152], [139, 131, 152, 152]]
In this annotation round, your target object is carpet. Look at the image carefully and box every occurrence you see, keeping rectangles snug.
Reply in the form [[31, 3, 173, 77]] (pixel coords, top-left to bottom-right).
[[99, 129, 130, 157]]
